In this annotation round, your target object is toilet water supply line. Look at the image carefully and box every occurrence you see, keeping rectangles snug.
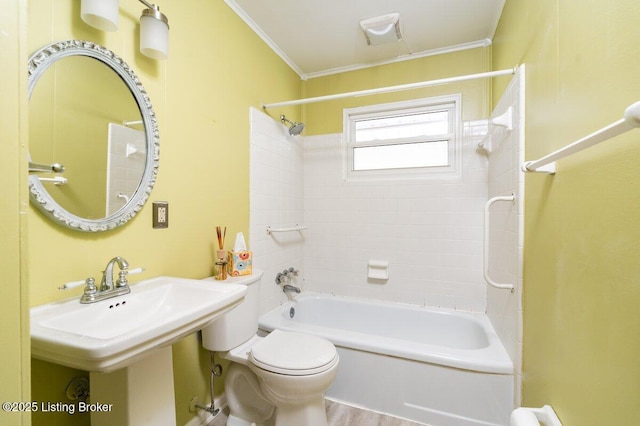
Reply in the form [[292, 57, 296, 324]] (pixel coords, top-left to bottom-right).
[[193, 352, 223, 416], [484, 194, 516, 291]]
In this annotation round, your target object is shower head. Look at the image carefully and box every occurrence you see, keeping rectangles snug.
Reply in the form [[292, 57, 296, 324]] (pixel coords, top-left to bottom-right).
[[280, 115, 305, 136]]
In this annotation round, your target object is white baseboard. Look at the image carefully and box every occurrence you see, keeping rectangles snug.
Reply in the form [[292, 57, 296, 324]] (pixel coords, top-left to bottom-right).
[[184, 393, 227, 426]]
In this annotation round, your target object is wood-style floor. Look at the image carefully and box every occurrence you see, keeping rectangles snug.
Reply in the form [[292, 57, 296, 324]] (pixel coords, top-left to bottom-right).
[[208, 398, 428, 425]]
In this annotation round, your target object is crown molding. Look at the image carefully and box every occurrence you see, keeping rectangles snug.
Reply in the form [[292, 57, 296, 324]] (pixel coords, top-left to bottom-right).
[[224, 0, 308, 80]]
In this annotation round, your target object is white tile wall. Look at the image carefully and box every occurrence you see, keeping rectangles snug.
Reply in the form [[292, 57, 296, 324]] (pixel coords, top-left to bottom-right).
[[249, 108, 305, 314], [302, 123, 490, 312], [484, 65, 525, 405], [250, 106, 492, 313]]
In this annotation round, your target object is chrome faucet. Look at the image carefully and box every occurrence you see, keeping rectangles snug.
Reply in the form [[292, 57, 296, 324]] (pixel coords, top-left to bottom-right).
[[101, 256, 130, 291], [58, 256, 144, 303], [275, 267, 301, 296], [282, 284, 301, 294], [284, 267, 299, 280], [80, 256, 131, 303], [275, 267, 299, 285]]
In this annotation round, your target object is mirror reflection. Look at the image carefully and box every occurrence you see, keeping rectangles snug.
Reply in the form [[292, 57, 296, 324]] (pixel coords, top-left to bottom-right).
[[29, 55, 145, 219]]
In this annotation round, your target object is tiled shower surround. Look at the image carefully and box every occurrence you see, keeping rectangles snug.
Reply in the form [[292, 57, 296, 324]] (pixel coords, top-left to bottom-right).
[[249, 108, 305, 314], [484, 66, 525, 402], [250, 71, 523, 326], [302, 128, 490, 311], [251, 106, 496, 313]]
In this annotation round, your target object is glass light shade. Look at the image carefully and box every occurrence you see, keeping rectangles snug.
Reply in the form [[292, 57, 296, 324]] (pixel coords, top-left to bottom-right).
[[81, 0, 119, 32], [140, 15, 169, 60]]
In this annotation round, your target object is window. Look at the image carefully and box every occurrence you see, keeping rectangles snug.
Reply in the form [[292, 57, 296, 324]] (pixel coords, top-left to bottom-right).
[[343, 95, 462, 180]]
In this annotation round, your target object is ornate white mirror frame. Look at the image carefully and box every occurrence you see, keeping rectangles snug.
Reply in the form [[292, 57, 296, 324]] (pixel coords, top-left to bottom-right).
[[28, 40, 159, 232]]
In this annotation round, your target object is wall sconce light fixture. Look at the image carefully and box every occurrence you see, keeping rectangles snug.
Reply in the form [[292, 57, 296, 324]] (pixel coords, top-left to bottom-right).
[[139, 2, 169, 59], [81, 0, 170, 60], [81, 0, 119, 32]]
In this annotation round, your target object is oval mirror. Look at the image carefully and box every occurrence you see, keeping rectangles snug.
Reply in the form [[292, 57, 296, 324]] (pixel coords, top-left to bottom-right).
[[28, 40, 159, 232]]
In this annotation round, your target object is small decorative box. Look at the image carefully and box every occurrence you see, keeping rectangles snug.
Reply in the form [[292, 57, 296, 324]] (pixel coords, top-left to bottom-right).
[[227, 251, 253, 276]]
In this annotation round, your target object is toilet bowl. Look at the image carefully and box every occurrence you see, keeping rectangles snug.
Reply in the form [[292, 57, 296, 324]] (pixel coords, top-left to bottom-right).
[[224, 362, 274, 426], [200, 271, 339, 426], [222, 330, 339, 426]]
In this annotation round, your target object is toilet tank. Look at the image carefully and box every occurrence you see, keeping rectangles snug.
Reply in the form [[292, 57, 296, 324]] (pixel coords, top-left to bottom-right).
[[201, 270, 263, 352]]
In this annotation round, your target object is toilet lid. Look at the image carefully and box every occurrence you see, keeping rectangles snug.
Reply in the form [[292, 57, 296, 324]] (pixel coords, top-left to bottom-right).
[[250, 329, 337, 376]]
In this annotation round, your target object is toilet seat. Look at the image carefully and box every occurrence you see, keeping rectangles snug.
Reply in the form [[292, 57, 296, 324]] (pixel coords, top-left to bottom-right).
[[250, 329, 338, 376]]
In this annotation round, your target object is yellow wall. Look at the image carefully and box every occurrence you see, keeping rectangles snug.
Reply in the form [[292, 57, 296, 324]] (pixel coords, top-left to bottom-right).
[[17, 1, 640, 424], [493, 1, 640, 423], [0, 1, 30, 426], [302, 47, 492, 135], [26, 1, 300, 425]]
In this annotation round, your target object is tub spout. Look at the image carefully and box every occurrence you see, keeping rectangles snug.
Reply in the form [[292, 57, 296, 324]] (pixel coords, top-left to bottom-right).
[[282, 284, 301, 294]]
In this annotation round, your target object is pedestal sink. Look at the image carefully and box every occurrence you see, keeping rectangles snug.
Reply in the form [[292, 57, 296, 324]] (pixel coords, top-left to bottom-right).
[[30, 275, 249, 425], [31, 276, 246, 371]]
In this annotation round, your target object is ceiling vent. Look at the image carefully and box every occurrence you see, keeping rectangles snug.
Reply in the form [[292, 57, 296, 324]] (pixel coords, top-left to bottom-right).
[[359, 13, 402, 46]]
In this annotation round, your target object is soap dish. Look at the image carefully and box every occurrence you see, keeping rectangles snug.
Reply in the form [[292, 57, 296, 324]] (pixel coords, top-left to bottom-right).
[[367, 260, 389, 280]]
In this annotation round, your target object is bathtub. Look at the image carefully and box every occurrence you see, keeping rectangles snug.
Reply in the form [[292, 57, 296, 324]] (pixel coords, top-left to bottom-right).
[[259, 293, 514, 426]]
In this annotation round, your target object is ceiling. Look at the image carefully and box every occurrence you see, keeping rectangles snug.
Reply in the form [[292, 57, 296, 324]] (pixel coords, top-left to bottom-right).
[[225, 0, 506, 80]]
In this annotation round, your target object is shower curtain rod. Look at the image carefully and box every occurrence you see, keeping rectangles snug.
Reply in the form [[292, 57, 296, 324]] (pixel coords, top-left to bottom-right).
[[262, 67, 517, 109]]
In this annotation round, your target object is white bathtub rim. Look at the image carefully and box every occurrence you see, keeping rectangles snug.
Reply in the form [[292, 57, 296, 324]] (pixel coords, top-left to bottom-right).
[[259, 292, 514, 375]]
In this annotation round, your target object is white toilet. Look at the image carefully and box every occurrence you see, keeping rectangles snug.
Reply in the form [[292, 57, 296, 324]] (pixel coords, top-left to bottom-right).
[[201, 271, 339, 426]]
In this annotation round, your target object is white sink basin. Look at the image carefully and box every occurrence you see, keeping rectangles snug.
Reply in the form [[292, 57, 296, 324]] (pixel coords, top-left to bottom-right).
[[31, 276, 247, 372]]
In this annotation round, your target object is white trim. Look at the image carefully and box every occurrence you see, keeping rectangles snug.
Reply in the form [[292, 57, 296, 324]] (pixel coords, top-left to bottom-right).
[[224, 0, 307, 79], [305, 39, 493, 79], [343, 94, 463, 181], [225, 0, 493, 81]]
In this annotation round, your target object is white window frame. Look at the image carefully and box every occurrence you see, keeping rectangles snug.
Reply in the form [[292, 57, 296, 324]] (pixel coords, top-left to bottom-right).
[[343, 94, 462, 181]]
